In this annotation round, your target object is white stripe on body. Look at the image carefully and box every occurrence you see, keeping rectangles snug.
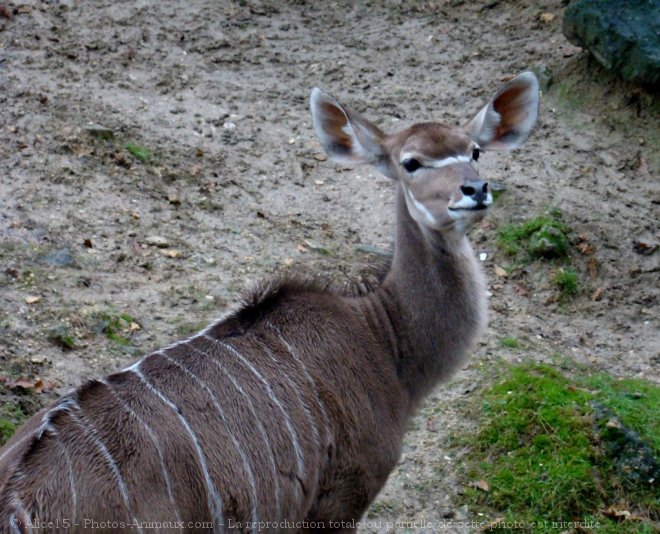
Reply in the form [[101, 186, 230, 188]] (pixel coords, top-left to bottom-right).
[[203, 335, 306, 481], [68, 406, 143, 534], [100, 378, 184, 533], [157, 349, 259, 532], [265, 322, 332, 448], [185, 342, 282, 521], [250, 336, 321, 460], [129, 365, 225, 533]]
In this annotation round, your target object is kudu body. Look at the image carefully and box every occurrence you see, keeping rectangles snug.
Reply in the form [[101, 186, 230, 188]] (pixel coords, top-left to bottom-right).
[[0, 73, 539, 533]]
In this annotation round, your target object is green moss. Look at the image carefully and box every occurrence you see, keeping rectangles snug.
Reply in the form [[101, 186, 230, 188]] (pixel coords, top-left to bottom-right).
[[0, 403, 27, 447], [498, 211, 569, 261], [456, 362, 659, 532], [553, 267, 579, 298], [125, 143, 151, 162], [94, 311, 139, 348], [48, 324, 76, 349], [500, 336, 521, 349]]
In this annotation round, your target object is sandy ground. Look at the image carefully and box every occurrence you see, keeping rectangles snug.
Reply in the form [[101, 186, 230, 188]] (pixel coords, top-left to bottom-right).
[[0, 0, 658, 531]]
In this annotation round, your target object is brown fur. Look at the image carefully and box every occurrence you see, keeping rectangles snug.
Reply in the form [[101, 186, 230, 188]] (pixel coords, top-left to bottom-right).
[[0, 74, 538, 533]]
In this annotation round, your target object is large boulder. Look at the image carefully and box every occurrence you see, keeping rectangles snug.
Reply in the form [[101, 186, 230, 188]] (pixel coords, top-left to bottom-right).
[[563, 0, 660, 87]]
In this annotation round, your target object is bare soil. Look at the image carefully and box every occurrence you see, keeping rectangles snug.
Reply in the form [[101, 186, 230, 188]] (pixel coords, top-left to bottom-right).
[[1, 0, 658, 531]]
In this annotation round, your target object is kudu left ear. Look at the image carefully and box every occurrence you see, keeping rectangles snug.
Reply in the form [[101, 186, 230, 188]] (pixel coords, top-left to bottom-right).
[[310, 88, 392, 172], [466, 71, 540, 151]]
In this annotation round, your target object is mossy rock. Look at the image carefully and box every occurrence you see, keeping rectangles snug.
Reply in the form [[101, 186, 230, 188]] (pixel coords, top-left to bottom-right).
[[528, 224, 569, 258], [563, 0, 660, 87]]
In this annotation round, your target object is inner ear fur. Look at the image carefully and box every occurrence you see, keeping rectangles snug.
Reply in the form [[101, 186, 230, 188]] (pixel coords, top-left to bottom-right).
[[310, 88, 388, 167], [466, 71, 540, 151]]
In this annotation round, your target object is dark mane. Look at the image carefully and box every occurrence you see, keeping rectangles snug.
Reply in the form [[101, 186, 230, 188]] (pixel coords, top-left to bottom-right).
[[207, 254, 392, 339]]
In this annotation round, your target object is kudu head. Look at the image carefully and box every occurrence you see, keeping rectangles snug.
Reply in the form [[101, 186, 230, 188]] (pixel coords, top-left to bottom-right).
[[310, 72, 540, 235]]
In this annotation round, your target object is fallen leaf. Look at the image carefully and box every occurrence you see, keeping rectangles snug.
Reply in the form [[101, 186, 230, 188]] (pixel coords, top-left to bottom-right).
[[473, 479, 490, 492], [494, 265, 508, 278], [588, 257, 599, 280], [162, 249, 182, 258], [591, 287, 604, 301], [539, 12, 556, 22], [25, 295, 41, 304], [9, 377, 44, 393], [83, 238, 93, 248], [297, 243, 308, 253], [577, 242, 595, 255], [129, 322, 141, 332], [513, 283, 529, 297]]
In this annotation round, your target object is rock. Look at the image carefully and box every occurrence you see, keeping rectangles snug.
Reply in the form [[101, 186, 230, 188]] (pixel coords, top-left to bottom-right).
[[144, 236, 170, 248], [84, 123, 114, 141], [528, 225, 569, 258], [43, 248, 76, 267], [563, 0, 660, 87], [591, 401, 660, 487]]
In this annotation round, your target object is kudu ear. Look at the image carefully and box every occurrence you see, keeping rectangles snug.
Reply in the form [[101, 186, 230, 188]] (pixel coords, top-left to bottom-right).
[[466, 71, 540, 151], [310, 88, 388, 168]]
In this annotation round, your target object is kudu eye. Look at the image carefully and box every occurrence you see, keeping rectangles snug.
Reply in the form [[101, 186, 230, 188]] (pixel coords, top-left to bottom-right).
[[402, 158, 422, 173], [472, 148, 480, 161]]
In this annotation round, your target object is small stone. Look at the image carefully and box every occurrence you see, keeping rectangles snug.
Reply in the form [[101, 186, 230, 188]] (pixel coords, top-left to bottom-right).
[[313, 153, 327, 161], [85, 123, 114, 141], [494, 265, 508, 277], [162, 249, 182, 258], [43, 248, 75, 267], [144, 236, 170, 248], [25, 295, 41, 304]]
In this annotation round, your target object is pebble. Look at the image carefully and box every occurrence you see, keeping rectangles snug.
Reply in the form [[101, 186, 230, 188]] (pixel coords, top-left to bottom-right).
[[43, 248, 75, 267], [144, 236, 170, 248]]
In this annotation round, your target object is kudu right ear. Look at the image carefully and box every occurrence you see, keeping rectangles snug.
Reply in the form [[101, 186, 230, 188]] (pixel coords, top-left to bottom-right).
[[466, 71, 540, 151], [310, 88, 388, 169]]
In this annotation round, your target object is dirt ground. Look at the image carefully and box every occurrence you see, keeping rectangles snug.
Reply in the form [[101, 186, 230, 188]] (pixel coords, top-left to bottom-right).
[[0, 0, 658, 531]]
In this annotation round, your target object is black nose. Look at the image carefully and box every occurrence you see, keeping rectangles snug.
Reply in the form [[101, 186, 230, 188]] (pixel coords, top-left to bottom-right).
[[461, 180, 489, 205]]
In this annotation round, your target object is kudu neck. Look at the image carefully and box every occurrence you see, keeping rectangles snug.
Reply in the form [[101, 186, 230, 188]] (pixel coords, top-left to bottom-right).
[[376, 184, 487, 408]]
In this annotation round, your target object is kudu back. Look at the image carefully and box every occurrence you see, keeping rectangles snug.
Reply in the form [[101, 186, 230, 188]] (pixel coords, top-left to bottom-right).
[[0, 72, 539, 533]]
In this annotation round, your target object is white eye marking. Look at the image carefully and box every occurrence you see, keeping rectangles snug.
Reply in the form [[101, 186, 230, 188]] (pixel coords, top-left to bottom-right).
[[428, 155, 471, 168]]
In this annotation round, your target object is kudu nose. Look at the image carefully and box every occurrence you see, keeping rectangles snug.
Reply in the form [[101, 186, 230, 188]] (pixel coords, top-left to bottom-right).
[[460, 180, 489, 205]]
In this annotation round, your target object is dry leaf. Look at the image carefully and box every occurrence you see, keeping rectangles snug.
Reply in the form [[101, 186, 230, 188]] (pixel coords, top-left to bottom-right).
[[297, 243, 308, 253], [577, 242, 595, 255], [25, 295, 41, 304], [513, 283, 529, 297], [588, 256, 599, 280], [473, 479, 490, 492], [494, 265, 508, 278], [539, 12, 556, 22], [129, 322, 141, 332], [591, 287, 604, 301], [10, 377, 44, 393]]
